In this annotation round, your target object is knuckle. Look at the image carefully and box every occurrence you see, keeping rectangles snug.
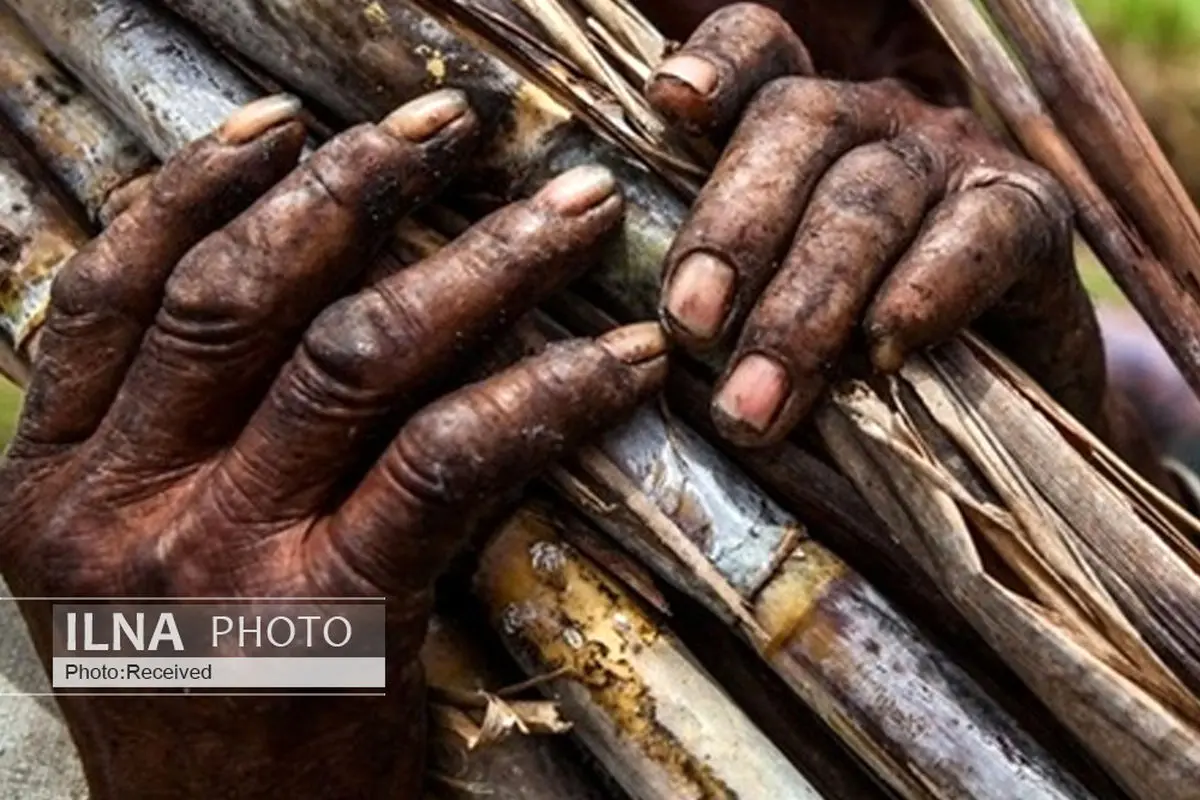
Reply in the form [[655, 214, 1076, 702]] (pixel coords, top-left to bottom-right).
[[300, 292, 395, 392], [49, 233, 132, 317], [161, 232, 266, 330], [306, 125, 413, 219], [1022, 168, 1073, 223], [381, 417, 470, 510], [880, 136, 940, 181], [754, 76, 846, 128], [711, 2, 793, 38], [987, 160, 1074, 245], [847, 137, 938, 184]]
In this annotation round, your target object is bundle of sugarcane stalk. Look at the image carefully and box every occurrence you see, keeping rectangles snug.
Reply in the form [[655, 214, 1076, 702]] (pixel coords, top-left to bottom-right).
[[0, 6, 864, 798], [1, 0, 1199, 797]]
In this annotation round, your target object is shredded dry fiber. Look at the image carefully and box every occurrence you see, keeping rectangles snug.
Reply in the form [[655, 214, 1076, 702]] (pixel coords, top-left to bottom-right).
[[405, 0, 1200, 797]]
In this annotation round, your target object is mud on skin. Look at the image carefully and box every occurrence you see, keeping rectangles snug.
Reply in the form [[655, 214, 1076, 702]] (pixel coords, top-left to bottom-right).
[[0, 91, 666, 800], [642, 2, 1106, 463]]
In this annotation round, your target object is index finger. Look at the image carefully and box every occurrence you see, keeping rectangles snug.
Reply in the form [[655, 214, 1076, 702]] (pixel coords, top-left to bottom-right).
[[320, 324, 669, 596]]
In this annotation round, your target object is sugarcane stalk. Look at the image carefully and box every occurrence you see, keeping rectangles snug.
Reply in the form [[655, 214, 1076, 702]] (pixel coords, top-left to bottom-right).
[[908, 0, 1200, 401], [8, 2, 1119, 796], [475, 503, 827, 800], [544, 289, 974, 635], [979, 0, 1200, 302], [656, 587, 892, 800], [0, 6, 153, 224], [816, 337, 1200, 799], [546, 292, 1137, 797], [0, 125, 87, 387], [4, 0, 259, 159], [550, 400, 1092, 800], [420, 612, 622, 800], [141, 0, 687, 319]]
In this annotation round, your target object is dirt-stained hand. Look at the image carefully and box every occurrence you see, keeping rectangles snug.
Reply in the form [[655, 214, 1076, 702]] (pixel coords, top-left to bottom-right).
[[0, 91, 665, 799], [645, 2, 1104, 447]]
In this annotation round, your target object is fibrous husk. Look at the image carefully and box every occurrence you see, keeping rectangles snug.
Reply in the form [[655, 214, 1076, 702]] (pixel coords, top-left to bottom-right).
[[421, 613, 618, 800], [818, 335, 1200, 798]]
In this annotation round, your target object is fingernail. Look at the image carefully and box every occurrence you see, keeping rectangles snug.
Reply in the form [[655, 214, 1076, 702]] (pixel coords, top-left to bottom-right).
[[540, 165, 618, 216], [218, 94, 302, 144], [653, 54, 719, 96], [870, 334, 906, 373], [599, 322, 669, 364], [664, 253, 735, 340], [714, 354, 790, 433], [380, 89, 469, 142]]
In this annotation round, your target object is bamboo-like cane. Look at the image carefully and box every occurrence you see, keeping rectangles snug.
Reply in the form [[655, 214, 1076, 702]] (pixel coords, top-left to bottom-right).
[[475, 504, 827, 800], [549, 397, 1091, 800], [420, 612, 622, 800], [816, 339, 1200, 800], [655, 586, 892, 800], [980, 0, 1200, 304], [2, 1, 1122, 797], [0, 126, 86, 386], [3, 0, 258, 159], [909, 0, 1200, 401], [0, 6, 153, 224]]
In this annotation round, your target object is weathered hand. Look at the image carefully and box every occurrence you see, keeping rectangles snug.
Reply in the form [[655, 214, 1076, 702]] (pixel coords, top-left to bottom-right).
[[0, 91, 665, 799], [643, 3, 1104, 447]]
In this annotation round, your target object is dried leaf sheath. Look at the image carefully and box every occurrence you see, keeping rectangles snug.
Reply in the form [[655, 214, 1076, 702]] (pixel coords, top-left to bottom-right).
[[420, 613, 619, 800], [817, 340, 1200, 799]]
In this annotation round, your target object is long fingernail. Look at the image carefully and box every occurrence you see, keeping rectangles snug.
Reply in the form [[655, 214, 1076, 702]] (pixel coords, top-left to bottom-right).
[[380, 89, 469, 142], [714, 354, 789, 433], [599, 322, 669, 364], [664, 253, 735, 340], [218, 94, 302, 144], [540, 166, 619, 216], [653, 54, 719, 96]]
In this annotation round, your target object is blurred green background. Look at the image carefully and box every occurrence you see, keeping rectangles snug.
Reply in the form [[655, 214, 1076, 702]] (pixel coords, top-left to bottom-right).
[[0, 0, 1198, 449], [0, 386, 15, 447]]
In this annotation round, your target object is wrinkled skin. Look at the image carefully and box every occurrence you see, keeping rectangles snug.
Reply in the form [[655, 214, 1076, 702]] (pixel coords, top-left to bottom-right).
[[0, 3, 1162, 799], [641, 1, 1112, 454], [0, 91, 665, 799]]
